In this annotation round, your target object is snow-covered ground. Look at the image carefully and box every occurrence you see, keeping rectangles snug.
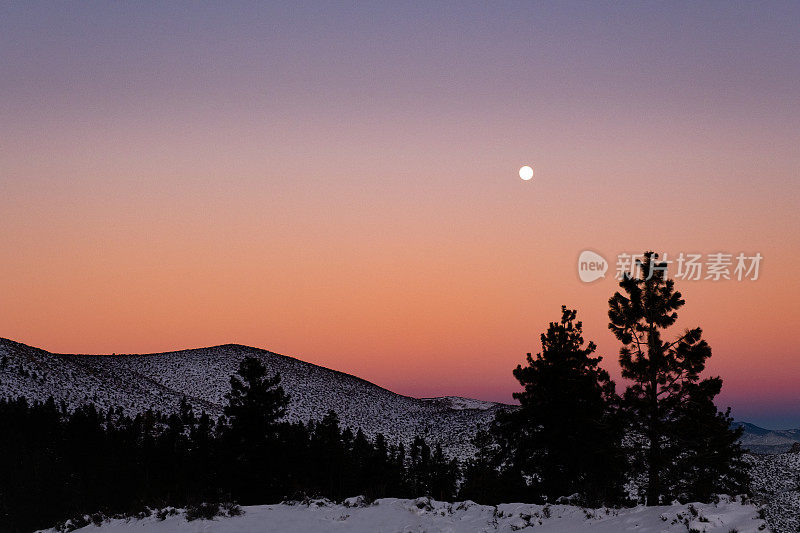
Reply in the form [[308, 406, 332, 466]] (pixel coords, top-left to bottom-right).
[[45, 497, 767, 533]]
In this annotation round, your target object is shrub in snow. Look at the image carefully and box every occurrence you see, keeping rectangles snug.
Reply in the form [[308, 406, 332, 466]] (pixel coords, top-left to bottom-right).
[[185, 501, 242, 521], [155, 507, 178, 521], [414, 496, 433, 511], [220, 501, 243, 517], [185, 502, 220, 521], [56, 512, 106, 532], [56, 515, 89, 533], [343, 495, 371, 508], [454, 500, 477, 511], [555, 493, 581, 505]]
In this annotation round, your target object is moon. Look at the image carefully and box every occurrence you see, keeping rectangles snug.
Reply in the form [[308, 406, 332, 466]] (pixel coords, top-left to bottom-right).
[[519, 165, 534, 181]]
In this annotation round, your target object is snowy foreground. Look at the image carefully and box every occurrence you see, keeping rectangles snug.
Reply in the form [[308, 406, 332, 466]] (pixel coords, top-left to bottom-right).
[[46, 496, 769, 533]]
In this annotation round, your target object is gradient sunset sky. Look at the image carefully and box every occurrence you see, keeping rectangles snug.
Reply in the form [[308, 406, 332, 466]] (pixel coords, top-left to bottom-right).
[[2, 2, 798, 427]]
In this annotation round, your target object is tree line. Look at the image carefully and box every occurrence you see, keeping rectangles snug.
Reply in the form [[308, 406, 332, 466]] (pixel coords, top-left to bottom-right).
[[0, 252, 748, 532], [0, 370, 458, 531]]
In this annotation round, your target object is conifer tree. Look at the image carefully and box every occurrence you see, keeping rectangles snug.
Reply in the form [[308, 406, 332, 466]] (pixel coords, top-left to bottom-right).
[[478, 307, 625, 505], [459, 429, 522, 504], [509, 306, 624, 504], [408, 436, 431, 496], [608, 251, 747, 504], [311, 410, 346, 498], [222, 356, 290, 503], [224, 357, 289, 441], [428, 443, 459, 501]]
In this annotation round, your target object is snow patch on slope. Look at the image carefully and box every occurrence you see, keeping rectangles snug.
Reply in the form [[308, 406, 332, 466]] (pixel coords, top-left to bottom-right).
[[420, 396, 507, 410]]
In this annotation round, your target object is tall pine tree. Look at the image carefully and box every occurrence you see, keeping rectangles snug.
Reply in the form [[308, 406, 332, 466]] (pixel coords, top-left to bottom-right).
[[222, 356, 290, 503], [608, 251, 747, 504]]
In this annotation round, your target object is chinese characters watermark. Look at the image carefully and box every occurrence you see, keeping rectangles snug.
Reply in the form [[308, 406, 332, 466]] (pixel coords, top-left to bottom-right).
[[578, 251, 762, 283]]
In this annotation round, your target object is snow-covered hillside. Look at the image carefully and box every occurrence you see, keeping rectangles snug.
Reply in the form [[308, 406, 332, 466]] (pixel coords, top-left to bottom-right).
[[41, 497, 768, 533], [746, 451, 800, 533], [0, 338, 510, 458]]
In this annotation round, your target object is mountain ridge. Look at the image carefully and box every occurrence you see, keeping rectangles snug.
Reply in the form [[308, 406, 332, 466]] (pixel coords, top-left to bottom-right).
[[0, 337, 512, 458], [735, 421, 800, 454]]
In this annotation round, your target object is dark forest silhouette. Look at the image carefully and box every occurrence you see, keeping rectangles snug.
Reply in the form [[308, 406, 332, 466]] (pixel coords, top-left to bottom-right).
[[0, 360, 457, 532]]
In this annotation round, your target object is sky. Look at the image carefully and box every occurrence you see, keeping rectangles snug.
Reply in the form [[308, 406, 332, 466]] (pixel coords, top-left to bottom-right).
[[1, 2, 799, 428]]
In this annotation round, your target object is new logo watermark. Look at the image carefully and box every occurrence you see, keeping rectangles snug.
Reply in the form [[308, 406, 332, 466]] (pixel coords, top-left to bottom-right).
[[577, 250, 608, 283], [577, 251, 762, 283]]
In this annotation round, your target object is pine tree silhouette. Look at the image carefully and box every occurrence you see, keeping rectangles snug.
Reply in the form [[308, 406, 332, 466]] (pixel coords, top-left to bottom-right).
[[608, 251, 747, 504], [222, 356, 290, 504], [494, 306, 625, 505]]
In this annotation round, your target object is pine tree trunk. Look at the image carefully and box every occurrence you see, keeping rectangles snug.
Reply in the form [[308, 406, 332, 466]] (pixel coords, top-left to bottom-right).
[[646, 325, 660, 505], [646, 388, 660, 505]]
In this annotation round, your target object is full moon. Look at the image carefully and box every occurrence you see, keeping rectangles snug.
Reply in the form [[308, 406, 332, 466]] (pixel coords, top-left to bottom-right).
[[519, 165, 534, 181]]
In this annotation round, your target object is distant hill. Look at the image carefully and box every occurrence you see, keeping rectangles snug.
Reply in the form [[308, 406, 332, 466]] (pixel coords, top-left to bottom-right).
[[735, 421, 800, 454], [0, 338, 512, 458]]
